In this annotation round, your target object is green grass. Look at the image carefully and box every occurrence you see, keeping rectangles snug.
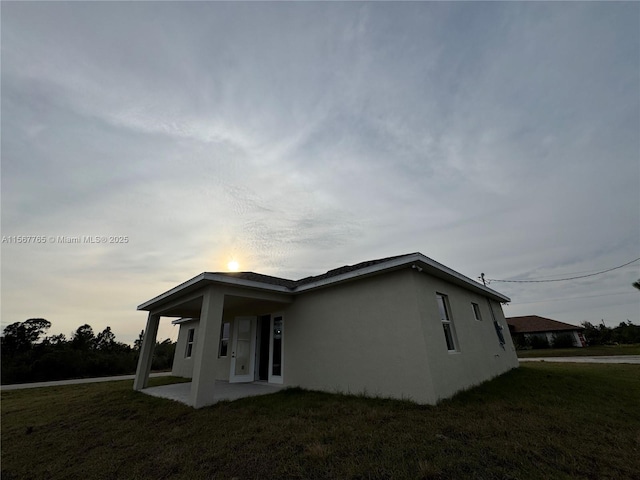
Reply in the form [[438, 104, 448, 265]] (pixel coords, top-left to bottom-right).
[[517, 343, 640, 358], [2, 364, 639, 480]]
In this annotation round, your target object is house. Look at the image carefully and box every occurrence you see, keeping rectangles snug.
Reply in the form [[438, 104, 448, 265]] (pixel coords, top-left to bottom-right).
[[506, 315, 587, 348], [134, 253, 519, 408]]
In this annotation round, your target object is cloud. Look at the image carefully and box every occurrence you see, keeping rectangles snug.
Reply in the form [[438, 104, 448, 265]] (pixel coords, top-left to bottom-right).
[[1, 2, 638, 343]]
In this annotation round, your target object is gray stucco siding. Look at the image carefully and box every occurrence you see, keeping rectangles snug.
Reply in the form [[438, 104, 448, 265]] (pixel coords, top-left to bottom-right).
[[284, 269, 436, 403], [412, 272, 518, 402]]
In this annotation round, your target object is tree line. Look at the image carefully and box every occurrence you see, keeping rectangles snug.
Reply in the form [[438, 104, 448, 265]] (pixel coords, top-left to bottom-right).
[[1, 318, 175, 385], [580, 320, 640, 346], [513, 320, 640, 350]]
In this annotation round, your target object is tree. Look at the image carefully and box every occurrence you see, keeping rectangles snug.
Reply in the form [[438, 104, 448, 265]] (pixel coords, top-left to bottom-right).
[[71, 324, 96, 350], [612, 320, 640, 344], [2, 320, 140, 384], [43, 333, 67, 346], [95, 326, 116, 351], [133, 330, 144, 351], [2, 318, 51, 352], [581, 321, 600, 345], [151, 338, 176, 371]]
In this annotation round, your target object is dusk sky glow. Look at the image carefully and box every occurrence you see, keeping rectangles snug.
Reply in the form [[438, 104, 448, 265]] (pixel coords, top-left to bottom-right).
[[2, 2, 638, 344]]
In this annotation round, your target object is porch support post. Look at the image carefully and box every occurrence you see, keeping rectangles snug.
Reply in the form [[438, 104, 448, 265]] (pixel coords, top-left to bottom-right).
[[190, 287, 224, 408], [133, 313, 160, 391]]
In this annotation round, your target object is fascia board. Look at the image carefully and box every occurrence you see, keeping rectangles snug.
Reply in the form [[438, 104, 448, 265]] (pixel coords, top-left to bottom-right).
[[293, 253, 511, 303], [412, 255, 511, 303], [137, 273, 207, 311], [293, 254, 424, 293], [171, 317, 198, 325], [202, 273, 292, 294]]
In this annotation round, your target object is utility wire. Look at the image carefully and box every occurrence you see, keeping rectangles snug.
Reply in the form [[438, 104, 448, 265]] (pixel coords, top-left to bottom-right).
[[484, 257, 640, 284], [507, 291, 637, 306]]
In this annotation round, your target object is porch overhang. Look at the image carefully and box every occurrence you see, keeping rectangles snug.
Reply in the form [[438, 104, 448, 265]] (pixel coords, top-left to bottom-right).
[[137, 273, 292, 313]]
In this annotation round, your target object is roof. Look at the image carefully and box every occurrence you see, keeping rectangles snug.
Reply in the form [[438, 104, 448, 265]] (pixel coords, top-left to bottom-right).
[[213, 271, 298, 289], [138, 252, 511, 311], [214, 254, 411, 289], [506, 315, 583, 334]]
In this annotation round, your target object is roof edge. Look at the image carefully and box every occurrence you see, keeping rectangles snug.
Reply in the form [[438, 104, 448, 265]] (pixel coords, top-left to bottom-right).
[[137, 273, 207, 311], [171, 317, 198, 325], [294, 253, 509, 301], [138, 252, 510, 311], [203, 273, 293, 293]]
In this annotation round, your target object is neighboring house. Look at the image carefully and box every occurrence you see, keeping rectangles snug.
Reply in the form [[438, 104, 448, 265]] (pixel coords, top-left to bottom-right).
[[506, 315, 587, 348], [134, 253, 519, 408]]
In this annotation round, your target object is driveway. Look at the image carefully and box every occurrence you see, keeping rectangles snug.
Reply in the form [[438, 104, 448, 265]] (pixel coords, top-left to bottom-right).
[[519, 355, 640, 364], [0, 372, 171, 391]]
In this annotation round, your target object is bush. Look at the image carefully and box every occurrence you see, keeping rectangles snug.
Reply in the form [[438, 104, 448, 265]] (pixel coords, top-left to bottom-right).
[[528, 335, 550, 349], [512, 334, 529, 350], [552, 333, 576, 348]]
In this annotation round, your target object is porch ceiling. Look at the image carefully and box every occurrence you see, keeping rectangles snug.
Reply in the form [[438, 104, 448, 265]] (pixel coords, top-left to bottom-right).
[[223, 295, 289, 316], [158, 297, 203, 318], [152, 294, 290, 318]]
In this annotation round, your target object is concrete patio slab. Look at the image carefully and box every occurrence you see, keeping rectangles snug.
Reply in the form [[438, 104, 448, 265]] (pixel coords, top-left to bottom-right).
[[142, 380, 284, 406]]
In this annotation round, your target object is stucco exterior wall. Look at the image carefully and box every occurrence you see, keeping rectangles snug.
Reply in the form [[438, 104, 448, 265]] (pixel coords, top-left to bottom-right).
[[284, 269, 437, 404], [171, 316, 231, 380], [411, 272, 519, 402]]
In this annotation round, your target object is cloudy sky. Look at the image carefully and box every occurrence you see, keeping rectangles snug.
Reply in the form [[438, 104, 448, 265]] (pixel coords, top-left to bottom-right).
[[2, 2, 638, 345]]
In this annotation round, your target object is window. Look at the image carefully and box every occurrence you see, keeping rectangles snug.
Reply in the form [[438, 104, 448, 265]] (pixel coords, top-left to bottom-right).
[[486, 299, 505, 348], [185, 328, 195, 358], [494, 321, 506, 345], [218, 322, 230, 357], [436, 293, 458, 352], [472, 302, 482, 321]]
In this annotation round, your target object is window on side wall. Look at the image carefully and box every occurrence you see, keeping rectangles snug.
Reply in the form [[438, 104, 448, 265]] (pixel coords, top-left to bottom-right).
[[486, 298, 506, 348], [185, 328, 195, 358], [472, 302, 482, 321], [436, 293, 458, 352], [218, 322, 230, 357]]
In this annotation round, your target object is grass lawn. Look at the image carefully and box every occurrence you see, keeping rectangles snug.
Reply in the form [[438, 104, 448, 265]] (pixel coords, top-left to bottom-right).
[[2, 364, 639, 480], [517, 343, 640, 358]]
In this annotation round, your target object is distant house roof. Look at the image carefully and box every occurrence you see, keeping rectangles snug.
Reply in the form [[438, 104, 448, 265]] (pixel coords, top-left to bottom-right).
[[506, 315, 583, 334], [139, 252, 511, 311]]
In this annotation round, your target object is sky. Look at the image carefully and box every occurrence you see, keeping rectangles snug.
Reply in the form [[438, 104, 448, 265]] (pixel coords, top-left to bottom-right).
[[2, 2, 639, 345]]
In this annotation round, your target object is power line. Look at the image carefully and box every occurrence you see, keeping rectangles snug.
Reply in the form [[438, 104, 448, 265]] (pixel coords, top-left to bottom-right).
[[507, 291, 638, 306], [483, 257, 640, 284]]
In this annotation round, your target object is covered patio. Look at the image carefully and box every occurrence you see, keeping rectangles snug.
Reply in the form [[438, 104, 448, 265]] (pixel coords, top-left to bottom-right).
[[134, 274, 292, 408], [142, 380, 284, 406]]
